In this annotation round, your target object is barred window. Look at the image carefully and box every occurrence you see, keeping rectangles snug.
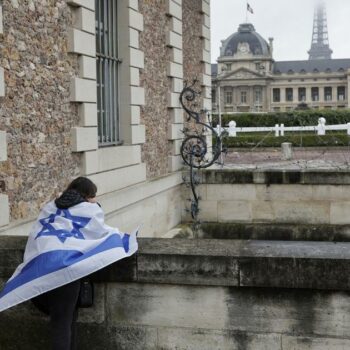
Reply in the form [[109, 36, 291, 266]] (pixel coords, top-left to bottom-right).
[[95, 0, 120, 146]]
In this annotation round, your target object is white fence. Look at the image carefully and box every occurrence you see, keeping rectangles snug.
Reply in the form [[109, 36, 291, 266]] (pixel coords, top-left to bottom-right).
[[214, 118, 350, 137]]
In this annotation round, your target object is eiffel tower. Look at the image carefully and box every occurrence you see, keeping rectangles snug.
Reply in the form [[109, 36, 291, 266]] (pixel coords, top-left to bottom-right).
[[308, 1, 333, 60]]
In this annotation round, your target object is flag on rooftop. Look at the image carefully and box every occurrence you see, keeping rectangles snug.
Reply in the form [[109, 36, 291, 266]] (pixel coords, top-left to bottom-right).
[[247, 3, 254, 14], [0, 201, 139, 312]]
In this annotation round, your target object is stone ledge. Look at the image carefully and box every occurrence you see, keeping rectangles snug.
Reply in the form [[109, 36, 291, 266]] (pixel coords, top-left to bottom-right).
[[2, 237, 350, 291], [202, 168, 350, 185]]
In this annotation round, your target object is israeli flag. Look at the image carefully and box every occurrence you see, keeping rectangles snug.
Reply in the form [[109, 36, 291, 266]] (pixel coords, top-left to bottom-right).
[[0, 201, 138, 312]]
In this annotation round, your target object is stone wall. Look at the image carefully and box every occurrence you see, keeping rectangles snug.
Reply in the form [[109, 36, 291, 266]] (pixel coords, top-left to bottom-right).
[[2, 236, 350, 349], [0, 0, 80, 221], [187, 168, 350, 225]]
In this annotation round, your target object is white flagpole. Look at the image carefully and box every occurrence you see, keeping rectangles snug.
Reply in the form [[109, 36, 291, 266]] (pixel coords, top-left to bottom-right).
[[246, 2, 248, 23]]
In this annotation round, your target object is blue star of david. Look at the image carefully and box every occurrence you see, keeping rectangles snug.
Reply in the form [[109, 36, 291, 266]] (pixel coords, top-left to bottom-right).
[[35, 209, 91, 243]]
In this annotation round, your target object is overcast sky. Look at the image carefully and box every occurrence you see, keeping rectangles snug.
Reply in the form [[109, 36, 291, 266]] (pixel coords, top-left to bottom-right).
[[211, 0, 350, 63]]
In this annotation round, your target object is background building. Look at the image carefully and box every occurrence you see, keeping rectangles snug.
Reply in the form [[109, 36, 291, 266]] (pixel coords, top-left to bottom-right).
[[212, 2, 350, 113]]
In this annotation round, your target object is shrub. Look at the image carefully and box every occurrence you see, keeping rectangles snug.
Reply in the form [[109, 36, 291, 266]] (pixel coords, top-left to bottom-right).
[[220, 134, 350, 148], [211, 110, 350, 128]]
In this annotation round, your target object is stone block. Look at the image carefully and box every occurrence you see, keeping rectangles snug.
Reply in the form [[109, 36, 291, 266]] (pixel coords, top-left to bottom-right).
[[312, 185, 350, 201], [130, 86, 145, 105], [130, 67, 140, 86], [201, 73, 211, 86], [203, 38, 210, 52], [203, 86, 211, 99], [198, 200, 218, 221], [239, 255, 350, 290], [82, 145, 142, 175], [202, 50, 211, 63], [79, 56, 96, 80], [129, 9, 144, 32], [129, 28, 139, 48], [251, 201, 275, 222], [207, 184, 257, 201], [70, 77, 97, 103], [170, 108, 183, 123], [73, 7, 95, 34], [166, 0, 182, 20], [67, 0, 94, 10], [0, 67, 5, 97], [89, 163, 146, 195], [201, 0, 210, 15], [0, 194, 9, 227], [204, 62, 211, 75], [171, 78, 183, 93], [218, 201, 252, 222], [166, 31, 183, 49], [282, 336, 350, 349], [0, 130, 7, 161], [330, 202, 350, 225], [131, 125, 146, 144], [171, 139, 182, 155], [201, 25, 210, 39], [158, 328, 281, 350], [131, 105, 141, 124], [68, 29, 95, 57], [71, 127, 98, 152], [167, 62, 183, 78], [272, 201, 330, 224], [202, 97, 211, 110], [171, 48, 183, 64], [128, 0, 139, 11], [203, 14, 210, 28], [138, 253, 238, 286], [170, 17, 182, 34], [78, 103, 97, 126], [256, 184, 313, 202], [168, 155, 183, 172], [130, 48, 144, 69], [168, 92, 181, 108], [168, 123, 183, 140], [106, 283, 229, 329]]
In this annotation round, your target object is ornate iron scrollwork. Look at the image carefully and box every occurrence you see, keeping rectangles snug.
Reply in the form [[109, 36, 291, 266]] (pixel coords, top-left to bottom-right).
[[179, 81, 226, 224]]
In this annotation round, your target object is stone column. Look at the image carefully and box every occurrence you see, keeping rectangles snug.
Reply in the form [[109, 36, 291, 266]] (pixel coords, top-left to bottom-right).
[[166, 0, 184, 172], [200, 0, 212, 159], [306, 87, 312, 104]]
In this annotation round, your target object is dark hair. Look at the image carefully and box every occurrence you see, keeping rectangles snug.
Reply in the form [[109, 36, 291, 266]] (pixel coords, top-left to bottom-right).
[[66, 177, 97, 199]]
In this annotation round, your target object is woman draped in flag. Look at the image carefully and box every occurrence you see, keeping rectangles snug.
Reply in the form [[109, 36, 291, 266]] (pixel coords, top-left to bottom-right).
[[0, 177, 139, 350]]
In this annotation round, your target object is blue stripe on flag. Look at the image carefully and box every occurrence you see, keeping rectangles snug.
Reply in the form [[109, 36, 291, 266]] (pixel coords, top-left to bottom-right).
[[0, 233, 131, 299]]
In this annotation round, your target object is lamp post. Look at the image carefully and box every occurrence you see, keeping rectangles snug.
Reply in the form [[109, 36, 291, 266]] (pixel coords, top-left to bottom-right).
[[216, 65, 227, 165]]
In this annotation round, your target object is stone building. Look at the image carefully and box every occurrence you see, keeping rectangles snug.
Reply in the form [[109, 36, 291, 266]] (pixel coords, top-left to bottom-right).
[[212, 3, 350, 114], [0, 0, 211, 237]]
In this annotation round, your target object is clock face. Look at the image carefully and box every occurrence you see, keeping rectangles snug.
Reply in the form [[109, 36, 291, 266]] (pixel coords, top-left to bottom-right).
[[238, 43, 249, 53]]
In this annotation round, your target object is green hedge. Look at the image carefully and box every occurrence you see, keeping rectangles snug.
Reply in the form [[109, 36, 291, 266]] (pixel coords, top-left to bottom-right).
[[221, 134, 350, 148], [211, 110, 350, 127]]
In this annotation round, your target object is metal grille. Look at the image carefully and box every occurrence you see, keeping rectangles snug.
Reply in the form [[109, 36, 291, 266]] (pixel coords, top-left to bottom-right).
[[95, 0, 120, 146]]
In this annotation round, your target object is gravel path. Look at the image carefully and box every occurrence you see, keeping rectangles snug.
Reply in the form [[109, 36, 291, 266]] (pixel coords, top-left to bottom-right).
[[220, 147, 350, 170]]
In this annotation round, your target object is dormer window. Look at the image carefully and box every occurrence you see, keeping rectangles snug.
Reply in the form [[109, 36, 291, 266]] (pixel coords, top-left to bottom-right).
[[313, 69, 319, 73], [287, 70, 294, 74], [325, 68, 332, 73]]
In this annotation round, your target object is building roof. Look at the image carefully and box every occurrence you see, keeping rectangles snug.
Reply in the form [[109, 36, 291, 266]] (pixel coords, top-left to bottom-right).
[[211, 64, 218, 77], [273, 59, 350, 74], [221, 23, 271, 57]]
